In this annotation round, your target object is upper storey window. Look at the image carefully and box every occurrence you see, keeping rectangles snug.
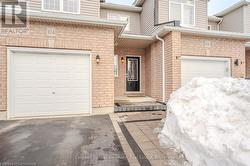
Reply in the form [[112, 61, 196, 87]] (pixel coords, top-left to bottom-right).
[[108, 13, 130, 31], [42, 0, 80, 14], [169, 0, 195, 26]]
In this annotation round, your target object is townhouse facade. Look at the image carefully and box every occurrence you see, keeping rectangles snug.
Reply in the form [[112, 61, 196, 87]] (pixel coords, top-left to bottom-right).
[[0, 0, 249, 119], [208, 0, 250, 78]]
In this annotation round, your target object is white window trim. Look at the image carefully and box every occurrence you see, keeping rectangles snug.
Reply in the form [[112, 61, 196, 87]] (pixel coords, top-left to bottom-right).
[[114, 55, 119, 77], [169, 0, 195, 27], [41, 0, 81, 14], [107, 13, 130, 31]]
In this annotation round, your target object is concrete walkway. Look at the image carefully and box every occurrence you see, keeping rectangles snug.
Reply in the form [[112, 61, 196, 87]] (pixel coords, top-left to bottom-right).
[[0, 115, 129, 166], [110, 111, 187, 166]]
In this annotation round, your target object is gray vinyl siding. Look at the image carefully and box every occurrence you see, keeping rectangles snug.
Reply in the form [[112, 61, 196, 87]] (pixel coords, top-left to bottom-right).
[[100, 9, 141, 34], [157, 0, 208, 29], [195, 0, 208, 29], [141, 0, 159, 35], [27, 0, 41, 11], [141, 0, 208, 35], [81, 0, 100, 18], [158, 0, 169, 24], [245, 5, 250, 33], [220, 7, 244, 33], [208, 21, 218, 30], [26, 0, 100, 18]]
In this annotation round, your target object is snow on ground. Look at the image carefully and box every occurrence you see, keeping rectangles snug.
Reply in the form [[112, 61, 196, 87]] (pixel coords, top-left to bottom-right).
[[159, 78, 250, 166]]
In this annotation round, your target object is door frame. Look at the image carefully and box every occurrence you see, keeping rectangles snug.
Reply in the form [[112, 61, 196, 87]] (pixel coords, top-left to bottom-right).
[[125, 55, 142, 93], [7, 47, 92, 119]]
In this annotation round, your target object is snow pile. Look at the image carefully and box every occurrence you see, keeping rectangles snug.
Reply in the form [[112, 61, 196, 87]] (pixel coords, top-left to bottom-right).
[[159, 78, 250, 166]]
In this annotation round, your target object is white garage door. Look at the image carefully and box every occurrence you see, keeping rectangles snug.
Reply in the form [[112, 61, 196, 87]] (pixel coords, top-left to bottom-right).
[[8, 48, 91, 119], [181, 56, 231, 85]]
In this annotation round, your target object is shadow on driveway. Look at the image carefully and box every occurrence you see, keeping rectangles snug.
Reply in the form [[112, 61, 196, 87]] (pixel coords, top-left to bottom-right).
[[0, 115, 129, 166]]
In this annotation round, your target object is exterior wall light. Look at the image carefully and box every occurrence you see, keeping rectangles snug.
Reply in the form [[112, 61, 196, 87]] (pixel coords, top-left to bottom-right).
[[121, 57, 125, 64], [234, 59, 241, 66], [96, 54, 100, 64]]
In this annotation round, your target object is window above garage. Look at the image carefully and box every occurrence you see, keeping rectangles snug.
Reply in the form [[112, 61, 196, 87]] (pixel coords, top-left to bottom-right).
[[169, 0, 195, 27], [42, 0, 80, 14]]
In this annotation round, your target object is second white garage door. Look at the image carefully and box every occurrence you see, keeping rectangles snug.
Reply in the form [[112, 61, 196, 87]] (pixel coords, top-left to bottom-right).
[[8, 48, 91, 119], [181, 56, 231, 85]]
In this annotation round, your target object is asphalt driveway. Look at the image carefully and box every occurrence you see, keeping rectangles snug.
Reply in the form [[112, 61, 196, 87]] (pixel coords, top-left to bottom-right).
[[0, 115, 129, 166]]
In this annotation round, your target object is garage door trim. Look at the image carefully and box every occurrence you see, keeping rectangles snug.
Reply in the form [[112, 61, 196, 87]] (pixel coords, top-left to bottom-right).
[[7, 47, 92, 119], [181, 55, 231, 85], [181, 55, 231, 63]]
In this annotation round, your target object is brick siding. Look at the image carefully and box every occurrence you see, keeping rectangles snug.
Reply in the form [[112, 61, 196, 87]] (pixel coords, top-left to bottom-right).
[[146, 32, 246, 101], [0, 21, 115, 112], [114, 47, 145, 97], [246, 50, 250, 78]]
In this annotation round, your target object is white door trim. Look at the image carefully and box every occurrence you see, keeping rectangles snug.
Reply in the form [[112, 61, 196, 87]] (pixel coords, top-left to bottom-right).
[[7, 47, 92, 119]]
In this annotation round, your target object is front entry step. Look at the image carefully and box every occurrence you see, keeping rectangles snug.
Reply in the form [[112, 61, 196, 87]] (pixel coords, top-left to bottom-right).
[[114, 102, 167, 112]]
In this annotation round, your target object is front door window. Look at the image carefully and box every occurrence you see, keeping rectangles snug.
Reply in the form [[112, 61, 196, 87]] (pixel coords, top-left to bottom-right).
[[126, 57, 140, 92], [127, 59, 138, 81]]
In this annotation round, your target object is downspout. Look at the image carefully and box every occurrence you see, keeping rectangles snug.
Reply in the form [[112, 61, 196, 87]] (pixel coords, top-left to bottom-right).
[[217, 19, 223, 31], [156, 35, 165, 103]]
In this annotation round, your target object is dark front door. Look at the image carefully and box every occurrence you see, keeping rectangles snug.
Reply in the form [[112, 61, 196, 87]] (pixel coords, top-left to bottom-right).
[[126, 57, 140, 92]]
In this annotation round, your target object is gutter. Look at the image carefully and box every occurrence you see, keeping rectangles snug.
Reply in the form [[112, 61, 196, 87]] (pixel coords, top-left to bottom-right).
[[28, 10, 127, 27], [215, 0, 250, 17], [156, 35, 166, 103], [152, 26, 250, 40], [3, 9, 127, 43], [2, 9, 127, 28], [208, 16, 223, 22], [100, 3, 142, 12], [120, 34, 153, 40]]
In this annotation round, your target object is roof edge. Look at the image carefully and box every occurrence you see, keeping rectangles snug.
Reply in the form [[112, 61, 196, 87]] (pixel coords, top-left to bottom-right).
[[119, 26, 250, 41], [120, 33, 153, 40], [153, 26, 250, 41], [215, 0, 250, 17], [100, 3, 142, 12], [6, 9, 128, 28], [208, 16, 223, 22], [132, 0, 145, 6]]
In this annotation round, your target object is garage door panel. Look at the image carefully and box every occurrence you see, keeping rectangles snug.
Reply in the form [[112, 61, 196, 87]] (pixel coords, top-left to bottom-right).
[[15, 80, 38, 88], [54, 95, 89, 103], [69, 80, 89, 87], [15, 96, 38, 104], [54, 73, 89, 80], [36, 55, 54, 64], [181, 56, 230, 85], [10, 49, 91, 118], [70, 88, 89, 95], [55, 55, 88, 64], [34, 72, 55, 80]]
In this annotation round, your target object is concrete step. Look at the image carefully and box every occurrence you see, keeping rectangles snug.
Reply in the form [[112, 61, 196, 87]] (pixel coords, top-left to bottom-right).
[[114, 102, 167, 112], [125, 93, 145, 97]]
